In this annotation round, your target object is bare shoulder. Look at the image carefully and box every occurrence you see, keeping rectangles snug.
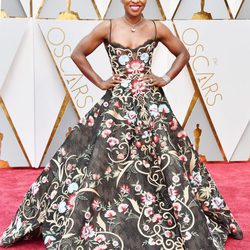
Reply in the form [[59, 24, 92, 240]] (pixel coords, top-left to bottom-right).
[[154, 21, 173, 39], [91, 19, 110, 40]]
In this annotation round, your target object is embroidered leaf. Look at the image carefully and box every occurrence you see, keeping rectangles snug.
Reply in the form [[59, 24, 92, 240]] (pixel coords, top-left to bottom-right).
[[77, 187, 100, 197], [128, 198, 141, 214], [96, 213, 106, 231], [62, 233, 75, 239], [106, 110, 126, 120], [190, 150, 196, 173], [184, 186, 189, 204]]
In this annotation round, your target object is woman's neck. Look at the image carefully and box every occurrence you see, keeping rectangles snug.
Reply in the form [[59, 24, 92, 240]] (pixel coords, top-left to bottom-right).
[[123, 14, 143, 24]]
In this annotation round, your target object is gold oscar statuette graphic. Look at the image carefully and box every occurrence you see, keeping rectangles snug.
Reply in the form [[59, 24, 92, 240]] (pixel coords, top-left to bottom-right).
[[0, 132, 10, 168], [0, 8, 8, 18], [193, 124, 207, 162], [192, 0, 212, 20], [57, 0, 80, 20]]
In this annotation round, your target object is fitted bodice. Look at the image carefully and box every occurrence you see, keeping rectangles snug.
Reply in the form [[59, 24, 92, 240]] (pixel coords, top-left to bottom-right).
[[105, 38, 158, 86]]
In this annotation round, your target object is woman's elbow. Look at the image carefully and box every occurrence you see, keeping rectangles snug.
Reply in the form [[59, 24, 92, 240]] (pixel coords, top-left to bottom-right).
[[184, 50, 190, 63], [70, 50, 78, 62]]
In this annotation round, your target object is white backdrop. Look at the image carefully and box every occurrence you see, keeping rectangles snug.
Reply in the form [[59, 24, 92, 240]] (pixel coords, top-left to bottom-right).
[[0, 0, 249, 167]]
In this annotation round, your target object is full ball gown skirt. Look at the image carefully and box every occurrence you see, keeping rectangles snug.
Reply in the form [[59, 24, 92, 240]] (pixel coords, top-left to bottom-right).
[[0, 39, 243, 250]]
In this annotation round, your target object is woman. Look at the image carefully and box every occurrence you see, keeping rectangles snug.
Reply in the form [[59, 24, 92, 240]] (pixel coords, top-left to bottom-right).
[[0, 0, 243, 249]]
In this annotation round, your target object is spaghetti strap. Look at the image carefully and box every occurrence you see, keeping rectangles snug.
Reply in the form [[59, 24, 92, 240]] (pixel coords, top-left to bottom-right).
[[152, 20, 157, 40], [109, 19, 112, 43]]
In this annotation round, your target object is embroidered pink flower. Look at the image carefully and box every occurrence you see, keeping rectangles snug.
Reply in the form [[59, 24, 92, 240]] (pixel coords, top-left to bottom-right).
[[94, 109, 100, 118], [133, 127, 139, 134], [131, 149, 137, 155], [143, 224, 149, 231], [117, 153, 125, 160], [105, 166, 112, 174], [177, 130, 187, 139], [120, 184, 130, 194], [130, 79, 147, 95], [141, 192, 156, 205], [173, 202, 182, 212], [92, 174, 100, 181], [67, 193, 77, 209], [230, 224, 237, 233], [158, 104, 170, 115], [126, 59, 145, 74], [93, 245, 107, 250], [114, 101, 121, 108], [144, 207, 154, 217], [106, 119, 114, 128], [66, 163, 73, 171], [179, 154, 187, 162], [126, 132, 131, 140], [168, 185, 178, 201], [164, 230, 173, 238], [152, 213, 162, 223], [107, 137, 119, 147], [94, 234, 106, 243], [167, 219, 173, 226], [169, 118, 178, 130], [104, 210, 116, 219], [173, 202, 182, 219], [44, 235, 56, 247], [118, 203, 129, 213], [87, 116, 94, 126], [91, 199, 101, 210], [101, 129, 111, 138], [135, 141, 142, 148], [153, 135, 159, 143], [51, 203, 58, 209], [79, 117, 86, 125], [80, 223, 95, 240], [125, 110, 137, 124]]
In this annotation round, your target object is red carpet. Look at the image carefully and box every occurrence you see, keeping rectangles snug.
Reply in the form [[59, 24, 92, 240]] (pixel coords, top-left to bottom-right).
[[0, 162, 249, 250]]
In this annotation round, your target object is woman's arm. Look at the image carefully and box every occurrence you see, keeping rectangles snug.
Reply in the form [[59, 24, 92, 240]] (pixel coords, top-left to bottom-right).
[[71, 20, 120, 90], [157, 21, 190, 80], [144, 21, 190, 87]]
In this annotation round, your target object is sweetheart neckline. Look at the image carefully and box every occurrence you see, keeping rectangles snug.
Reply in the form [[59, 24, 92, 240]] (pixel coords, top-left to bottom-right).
[[105, 38, 158, 51]]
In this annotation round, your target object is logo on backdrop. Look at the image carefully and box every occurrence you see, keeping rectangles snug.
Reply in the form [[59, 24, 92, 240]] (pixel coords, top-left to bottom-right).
[[181, 27, 223, 107], [46, 27, 93, 110]]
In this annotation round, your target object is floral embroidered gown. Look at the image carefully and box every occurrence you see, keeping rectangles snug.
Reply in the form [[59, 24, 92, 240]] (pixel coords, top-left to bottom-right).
[[0, 20, 243, 250]]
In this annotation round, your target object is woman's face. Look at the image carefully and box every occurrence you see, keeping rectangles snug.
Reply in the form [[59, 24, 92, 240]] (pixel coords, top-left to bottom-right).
[[121, 0, 147, 17]]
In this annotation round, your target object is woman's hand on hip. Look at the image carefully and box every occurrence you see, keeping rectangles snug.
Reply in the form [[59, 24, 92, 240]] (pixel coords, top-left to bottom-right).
[[98, 73, 121, 90], [143, 73, 168, 87]]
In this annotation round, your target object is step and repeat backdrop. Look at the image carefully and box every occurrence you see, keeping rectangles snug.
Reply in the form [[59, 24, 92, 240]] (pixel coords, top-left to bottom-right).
[[0, 0, 249, 167]]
